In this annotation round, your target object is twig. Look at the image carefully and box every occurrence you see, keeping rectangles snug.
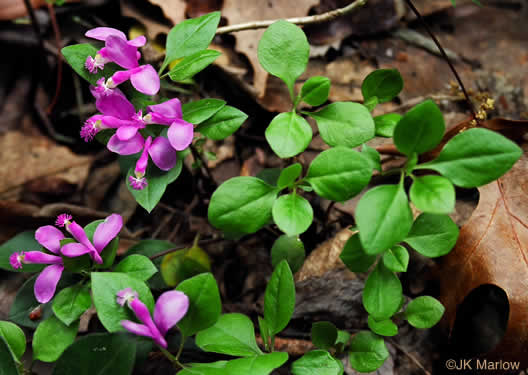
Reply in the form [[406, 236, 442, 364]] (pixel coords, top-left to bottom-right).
[[216, 0, 368, 34], [46, 3, 63, 114], [403, 0, 478, 123], [388, 338, 432, 375], [149, 237, 223, 260]]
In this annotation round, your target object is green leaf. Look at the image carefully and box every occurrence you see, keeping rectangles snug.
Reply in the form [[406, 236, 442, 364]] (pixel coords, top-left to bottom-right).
[[356, 183, 413, 255], [367, 316, 398, 337], [168, 50, 221, 81], [265, 112, 312, 158], [291, 350, 344, 375], [272, 194, 313, 236], [361, 144, 381, 172], [348, 331, 389, 373], [311, 322, 338, 350], [182, 98, 226, 125], [363, 262, 402, 320], [362, 69, 403, 103], [33, 315, 78, 362], [114, 255, 158, 281], [308, 102, 375, 148], [264, 260, 295, 336], [197, 105, 248, 140], [393, 100, 445, 156], [195, 313, 262, 356], [277, 163, 302, 189], [410, 175, 455, 214], [306, 147, 372, 202], [258, 20, 309, 96], [52, 284, 92, 326], [0, 231, 44, 272], [0, 336, 19, 375], [363, 96, 379, 112], [374, 113, 401, 138], [405, 296, 445, 329], [404, 213, 459, 257], [161, 245, 211, 287], [258, 317, 271, 350], [382, 245, 409, 273], [127, 156, 183, 213], [271, 235, 305, 273], [176, 273, 222, 337], [126, 239, 176, 290], [300, 76, 331, 106], [339, 233, 376, 273], [177, 361, 228, 375], [9, 273, 75, 328], [62, 44, 120, 85], [225, 352, 289, 375], [208, 177, 279, 234], [416, 128, 522, 187], [52, 333, 136, 375], [162, 12, 221, 72], [0, 321, 25, 360], [84, 220, 119, 269], [91, 272, 155, 332]]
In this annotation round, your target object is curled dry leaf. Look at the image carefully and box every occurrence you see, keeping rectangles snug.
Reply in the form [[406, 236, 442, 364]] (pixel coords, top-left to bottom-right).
[[438, 142, 528, 362]]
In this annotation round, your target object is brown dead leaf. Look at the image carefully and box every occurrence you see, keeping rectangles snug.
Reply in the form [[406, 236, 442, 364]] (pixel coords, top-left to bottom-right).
[[222, 0, 320, 98], [295, 227, 355, 282], [0, 132, 92, 197], [147, 0, 186, 25], [438, 143, 528, 362]]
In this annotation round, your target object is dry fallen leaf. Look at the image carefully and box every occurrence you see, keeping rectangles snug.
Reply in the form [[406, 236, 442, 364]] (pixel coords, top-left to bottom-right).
[[438, 142, 528, 362], [222, 0, 320, 98]]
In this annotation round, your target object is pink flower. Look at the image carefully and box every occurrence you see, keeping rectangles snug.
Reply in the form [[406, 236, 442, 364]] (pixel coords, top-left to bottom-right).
[[10, 225, 66, 303], [59, 213, 123, 264], [93, 65, 160, 96], [118, 289, 189, 348], [107, 135, 177, 190], [84, 27, 146, 73], [146, 99, 194, 151]]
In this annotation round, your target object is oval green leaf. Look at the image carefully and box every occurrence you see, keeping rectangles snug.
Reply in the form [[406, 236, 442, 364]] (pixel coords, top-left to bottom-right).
[[113, 255, 158, 281], [374, 113, 401, 137], [308, 102, 375, 148], [339, 233, 376, 273], [363, 263, 402, 320], [271, 235, 305, 273], [311, 321, 338, 350], [361, 69, 403, 103], [168, 49, 221, 82], [306, 147, 372, 202], [382, 245, 409, 273], [225, 352, 289, 375], [300, 76, 331, 106], [292, 350, 344, 375], [405, 296, 445, 329], [0, 321, 25, 360], [272, 194, 313, 236], [182, 98, 226, 125], [356, 183, 413, 255], [33, 315, 78, 362], [264, 260, 295, 336], [410, 175, 455, 214], [52, 284, 92, 326], [349, 331, 389, 373], [197, 105, 248, 141], [277, 163, 302, 190], [265, 112, 312, 158], [404, 213, 459, 257], [367, 316, 398, 337]]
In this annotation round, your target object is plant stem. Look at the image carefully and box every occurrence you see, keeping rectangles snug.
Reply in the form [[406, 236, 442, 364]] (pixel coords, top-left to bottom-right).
[[403, 0, 478, 122], [215, 0, 368, 34], [158, 345, 187, 369]]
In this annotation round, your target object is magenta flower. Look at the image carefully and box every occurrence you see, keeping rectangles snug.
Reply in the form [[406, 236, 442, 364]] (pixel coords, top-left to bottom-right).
[[9, 225, 66, 303], [107, 134, 177, 190], [81, 90, 145, 142], [84, 27, 146, 73], [92, 65, 160, 96], [146, 99, 194, 151], [118, 288, 189, 348], [58, 213, 123, 264]]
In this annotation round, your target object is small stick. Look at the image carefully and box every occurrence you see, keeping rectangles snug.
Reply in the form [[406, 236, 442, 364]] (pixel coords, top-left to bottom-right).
[[388, 338, 432, 375], [46, 3, 63, 114], [403, 0, 478, 123], [216, 0, 368, 34]]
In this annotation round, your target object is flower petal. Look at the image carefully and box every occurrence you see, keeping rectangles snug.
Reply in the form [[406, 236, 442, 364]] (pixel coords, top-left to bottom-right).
[[148, 137, 177, 171], [35, 226, 65, 254], [60, 243, 91, 258], [167, 120, 194, 151], [121, 320, 153, 338], [153, 291, 189, 336], [116, 126, 139, 141], [85, 27, 126, 41], [67, 222, 95, 250], [107, 134, 145, 155], [104, 36, 139, 70], [95, 92, 135, 120], [130, 65, 160, 96], [93, 214, 123, 253], [24, 251, 63, 264], [128, 36, 147, 47], [34, 264, 64, 303], [148, 98, 183, 120]]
